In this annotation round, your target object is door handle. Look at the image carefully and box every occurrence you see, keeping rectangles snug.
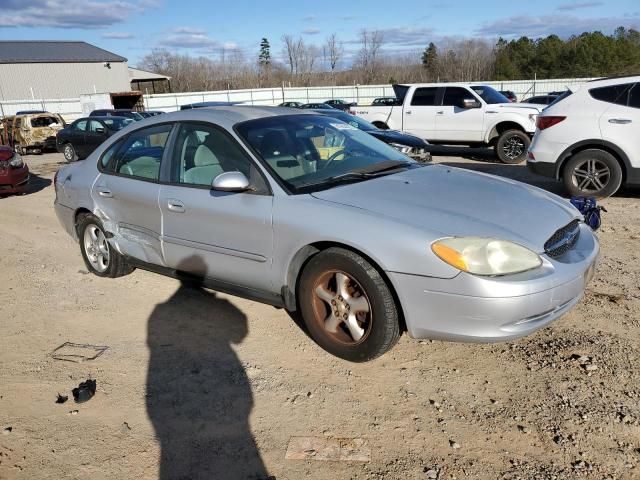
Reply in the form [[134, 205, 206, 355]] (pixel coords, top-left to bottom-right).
[[167, 199, 185, 213], [608, 118, 632, 124], [405, 110, 412, 115], [97, 188, 112, 198], [436, 111, 444, 115]]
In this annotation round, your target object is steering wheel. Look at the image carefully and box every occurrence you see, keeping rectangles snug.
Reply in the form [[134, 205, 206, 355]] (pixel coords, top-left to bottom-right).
[[323, 148, 367, 170]]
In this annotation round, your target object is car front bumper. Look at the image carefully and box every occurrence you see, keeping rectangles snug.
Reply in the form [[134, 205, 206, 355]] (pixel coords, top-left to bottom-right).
[[389, 223, 599, 342]]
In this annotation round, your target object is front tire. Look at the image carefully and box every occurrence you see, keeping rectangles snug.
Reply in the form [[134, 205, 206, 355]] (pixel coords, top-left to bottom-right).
[[63, 143, 78, 162], [495, 129, 530, 164], [562, 149, 622, 198], [77, 213, 134, 278], [298, 247, 401, 362]]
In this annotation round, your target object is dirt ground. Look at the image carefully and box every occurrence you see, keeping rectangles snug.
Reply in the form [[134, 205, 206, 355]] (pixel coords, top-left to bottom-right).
[[1, 150, 639, 480]]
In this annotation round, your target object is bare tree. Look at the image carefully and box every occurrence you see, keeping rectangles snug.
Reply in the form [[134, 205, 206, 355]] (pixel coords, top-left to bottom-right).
[[323, 33, 343, 84], [356, 29, 384, 83]]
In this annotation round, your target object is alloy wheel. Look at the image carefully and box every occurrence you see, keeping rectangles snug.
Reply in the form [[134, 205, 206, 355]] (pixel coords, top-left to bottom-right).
[[502, 135, 525, 160], [310, 270, 372, 345], [571, 158, 611, 193], [83, 224, 110, 273]]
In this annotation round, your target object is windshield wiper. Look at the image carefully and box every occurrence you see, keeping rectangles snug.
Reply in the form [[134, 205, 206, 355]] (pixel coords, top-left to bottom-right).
[[297, 160, 412, 190]]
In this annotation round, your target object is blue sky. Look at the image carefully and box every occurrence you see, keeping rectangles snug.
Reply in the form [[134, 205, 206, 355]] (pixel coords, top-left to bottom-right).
[[0, 0, 638, 66]]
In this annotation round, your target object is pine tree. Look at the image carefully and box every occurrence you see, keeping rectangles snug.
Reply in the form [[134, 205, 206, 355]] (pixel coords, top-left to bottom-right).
[[421, 42, 438, 70], [258, 38, 271, 67]]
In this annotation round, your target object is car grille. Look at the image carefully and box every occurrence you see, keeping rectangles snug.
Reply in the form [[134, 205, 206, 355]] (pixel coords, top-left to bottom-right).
[[544, 219, 581, 258]]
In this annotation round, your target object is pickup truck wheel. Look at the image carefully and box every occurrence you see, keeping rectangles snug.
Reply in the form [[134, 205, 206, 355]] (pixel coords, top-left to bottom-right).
[[63, 143, 78, 162], [298, 247, 401, 362], [78, 213, 134, 278], [495, 130, 529, 164], [562, 149, 622, 198]]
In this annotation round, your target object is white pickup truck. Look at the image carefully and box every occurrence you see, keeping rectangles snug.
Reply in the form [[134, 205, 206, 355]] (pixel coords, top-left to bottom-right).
[[356, 83, 543, 163]]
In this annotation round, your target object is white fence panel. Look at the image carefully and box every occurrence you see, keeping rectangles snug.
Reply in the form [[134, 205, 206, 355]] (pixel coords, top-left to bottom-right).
[[0, 97, 82, 119], [2, 77, 594, 119]]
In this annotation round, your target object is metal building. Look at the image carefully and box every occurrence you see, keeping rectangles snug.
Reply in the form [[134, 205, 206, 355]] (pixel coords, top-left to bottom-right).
[[0, 41, 131, 101]]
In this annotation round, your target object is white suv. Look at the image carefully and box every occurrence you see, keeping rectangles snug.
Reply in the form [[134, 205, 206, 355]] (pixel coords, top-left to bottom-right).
[[528, 75, 640, 197]]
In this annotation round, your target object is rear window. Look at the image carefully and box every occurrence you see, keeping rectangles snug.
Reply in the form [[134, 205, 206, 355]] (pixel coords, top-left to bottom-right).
[[411, 87, 438, 106], [589, 83, 633, 105]]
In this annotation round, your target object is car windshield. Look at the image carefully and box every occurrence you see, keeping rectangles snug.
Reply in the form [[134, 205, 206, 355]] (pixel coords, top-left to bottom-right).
[[103, 118, 134, 131], [470, 86, 510, 104], [236, 114, 416, 194]]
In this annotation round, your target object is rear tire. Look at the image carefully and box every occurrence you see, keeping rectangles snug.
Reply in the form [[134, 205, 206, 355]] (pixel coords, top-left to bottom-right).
[[77, 213, 134, 278], [63, 143, 78, 163], [562, 149, 622, 198], [298, 247, 401, 362], [495, 129, 530, 164]]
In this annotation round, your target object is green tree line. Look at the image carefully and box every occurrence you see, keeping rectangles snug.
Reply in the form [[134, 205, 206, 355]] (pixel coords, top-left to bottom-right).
[[490, 27, 640, 80]]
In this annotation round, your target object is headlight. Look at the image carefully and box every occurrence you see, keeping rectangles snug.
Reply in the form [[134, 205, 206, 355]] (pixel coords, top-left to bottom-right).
[[9, 153, 23, 168], [389, 143, 413, 154], [431, 237, 542, 276]]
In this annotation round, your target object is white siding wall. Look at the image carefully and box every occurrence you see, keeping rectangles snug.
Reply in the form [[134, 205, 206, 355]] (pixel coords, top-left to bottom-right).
[[0, 61, 130, 101]]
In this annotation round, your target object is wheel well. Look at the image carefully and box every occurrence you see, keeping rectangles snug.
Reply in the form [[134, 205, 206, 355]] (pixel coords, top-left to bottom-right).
[[557, 144, 627, 181], [372, 121, 389, 130], [283, 241, 407, 333], [488, 121, 525, 142], [74, 208, 92, 235]]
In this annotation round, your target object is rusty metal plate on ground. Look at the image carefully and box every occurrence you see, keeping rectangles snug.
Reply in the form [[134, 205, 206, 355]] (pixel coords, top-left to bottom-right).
[[285, 436, 370, 462], [51, 342, 108, 363]]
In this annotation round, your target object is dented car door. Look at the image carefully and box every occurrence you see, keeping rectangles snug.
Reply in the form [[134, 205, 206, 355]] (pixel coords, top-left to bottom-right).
[[91, 123, 173, 265]]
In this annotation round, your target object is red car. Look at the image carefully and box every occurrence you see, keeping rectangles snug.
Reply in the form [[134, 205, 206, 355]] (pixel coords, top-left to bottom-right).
[[0, 146, 29, 195]]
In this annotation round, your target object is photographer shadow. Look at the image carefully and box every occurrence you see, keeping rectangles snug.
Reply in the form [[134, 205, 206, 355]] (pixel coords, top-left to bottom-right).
[[146, 255, 271, 479]]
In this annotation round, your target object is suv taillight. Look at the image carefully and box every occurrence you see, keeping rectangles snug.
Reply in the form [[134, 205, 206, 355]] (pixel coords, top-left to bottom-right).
[[536, 116, 566, 130]]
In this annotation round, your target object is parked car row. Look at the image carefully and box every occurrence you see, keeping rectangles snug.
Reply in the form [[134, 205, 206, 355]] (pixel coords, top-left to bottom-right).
[[53, 106, 599, 362]]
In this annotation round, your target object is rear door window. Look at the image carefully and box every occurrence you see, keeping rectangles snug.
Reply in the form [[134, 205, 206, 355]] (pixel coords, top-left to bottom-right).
[[410, 87, 438, 106], [73, 120, 88, 131], [113, 124, 173, 181]]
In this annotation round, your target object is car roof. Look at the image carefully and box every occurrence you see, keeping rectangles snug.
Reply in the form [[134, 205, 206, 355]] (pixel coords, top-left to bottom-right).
[[126, 106, 315, 130], [576, 75, 640, 91], [77, 116, 131, 121], [395, 82, 490, 88]]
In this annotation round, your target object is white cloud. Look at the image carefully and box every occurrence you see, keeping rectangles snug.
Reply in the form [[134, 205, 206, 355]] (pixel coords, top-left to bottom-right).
[[102, 31, 135, 39], [476, 14, 639, 37], [0, 0, 150, 28]]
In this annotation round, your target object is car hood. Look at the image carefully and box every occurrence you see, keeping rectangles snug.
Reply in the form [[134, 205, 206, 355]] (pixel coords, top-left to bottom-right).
[[368, 129, 428, 148], [311, 165, 579, 253]]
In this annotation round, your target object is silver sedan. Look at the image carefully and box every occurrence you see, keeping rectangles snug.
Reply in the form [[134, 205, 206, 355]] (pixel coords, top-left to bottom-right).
[[54, 107, 599, 361]]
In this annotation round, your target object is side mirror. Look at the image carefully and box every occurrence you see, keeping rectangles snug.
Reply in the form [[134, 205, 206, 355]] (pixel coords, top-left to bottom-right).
[[462, 99, 481, 109], [211, 171, 250, 192]]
